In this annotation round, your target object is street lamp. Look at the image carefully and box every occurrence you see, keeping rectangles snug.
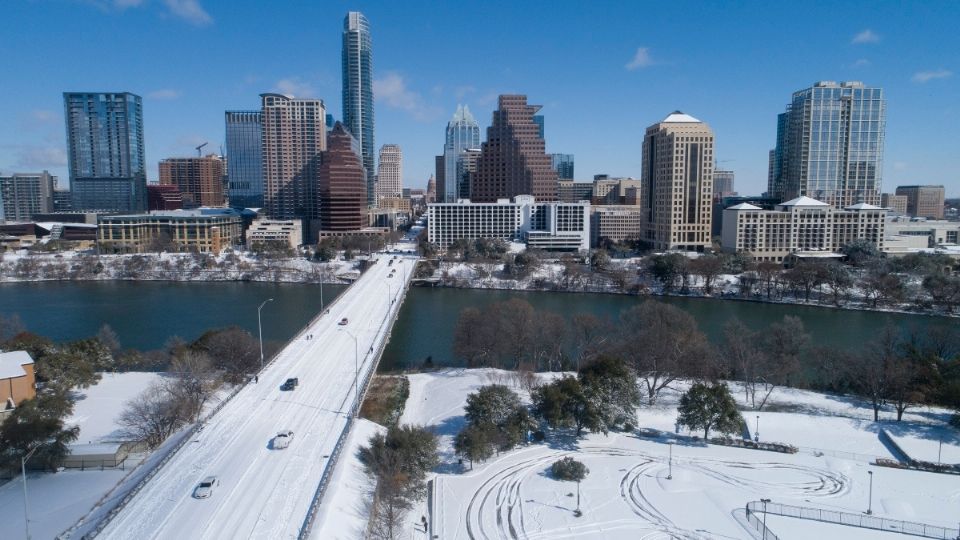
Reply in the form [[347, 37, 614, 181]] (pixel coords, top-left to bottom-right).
[[257, 298, 274, 372], [755, 415, 760, 442], [667, 442, 673, 480], [340, 328, 360, 418], [760, 498, 771, 540], [866, 471, 874, 515], [22, 442, 48, 540]]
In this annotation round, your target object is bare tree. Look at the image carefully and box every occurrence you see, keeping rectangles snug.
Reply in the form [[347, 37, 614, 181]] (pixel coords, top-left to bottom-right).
[[689, 255, 724, 295], [117, 382, 186, 449], [569, 313, 612, 370], [720, 318, 765, 408], [167, 351, 220, 422], [453, 307, 497, 367], [755, 316, 809, 410], [756, 261, 781, 300]]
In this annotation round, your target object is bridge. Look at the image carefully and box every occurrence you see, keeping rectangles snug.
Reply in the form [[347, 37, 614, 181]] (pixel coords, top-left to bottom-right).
[[93, 253, 416, 539]]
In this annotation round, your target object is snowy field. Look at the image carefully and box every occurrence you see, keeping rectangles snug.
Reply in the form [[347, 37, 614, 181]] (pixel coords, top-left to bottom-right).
[[400, 369, 960, 540], [68, 371, 162, 443]]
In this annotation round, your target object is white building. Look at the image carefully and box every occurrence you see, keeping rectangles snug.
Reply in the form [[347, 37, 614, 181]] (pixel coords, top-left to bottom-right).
[[246, 218, 303, 250], [375, 144, 402, 203], [427, 195, 590, 252], [721, 196, 886, 262]]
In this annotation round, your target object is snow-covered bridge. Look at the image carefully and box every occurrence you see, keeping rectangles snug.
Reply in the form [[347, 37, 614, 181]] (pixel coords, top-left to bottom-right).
[[94, 253, 416, 539]]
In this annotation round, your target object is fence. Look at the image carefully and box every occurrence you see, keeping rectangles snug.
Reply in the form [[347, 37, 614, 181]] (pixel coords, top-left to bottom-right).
[[297, 258, 414, 539], [745, 500, 960, 540]]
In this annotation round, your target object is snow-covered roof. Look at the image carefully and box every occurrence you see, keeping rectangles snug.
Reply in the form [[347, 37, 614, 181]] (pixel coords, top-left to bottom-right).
[[0, 350, 34, 379], [726, 202, 762, 210], [845, 203, 883, 210], [661, 111, 701, 123], [780, 196, 830, 207]]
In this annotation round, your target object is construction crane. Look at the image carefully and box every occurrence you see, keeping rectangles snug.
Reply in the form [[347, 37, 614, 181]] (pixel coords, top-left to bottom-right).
[[195, 142, 208, 157]]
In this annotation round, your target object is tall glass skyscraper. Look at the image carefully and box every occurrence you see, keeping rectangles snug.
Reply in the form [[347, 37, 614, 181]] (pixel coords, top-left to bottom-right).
[[342, 11, 375, 206], [225, 111, 263, 208], [64, 92, 146, 213], [442, 105, 480, 202], [768, 81, 885, 208], [550, 153, 575, 180]]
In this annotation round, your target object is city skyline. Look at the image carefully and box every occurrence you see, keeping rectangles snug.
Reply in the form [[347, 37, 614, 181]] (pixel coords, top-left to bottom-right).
[[1, 2, 959, 197]]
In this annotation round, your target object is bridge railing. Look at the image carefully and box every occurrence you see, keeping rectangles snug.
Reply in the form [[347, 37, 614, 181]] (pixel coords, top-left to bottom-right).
[[744, 500, 959, 540]]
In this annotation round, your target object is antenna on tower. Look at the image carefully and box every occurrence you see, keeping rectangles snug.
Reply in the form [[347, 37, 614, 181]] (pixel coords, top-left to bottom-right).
[[196, 142, 208, 157]]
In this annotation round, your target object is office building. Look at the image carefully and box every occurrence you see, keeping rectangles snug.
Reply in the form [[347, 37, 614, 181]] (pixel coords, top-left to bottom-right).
[[246, 219, 303, 250], [53, 190, 72, 212], [434, 156, 446, 203], [713, 169, 735, 200], [456, 148, 482, 200], [225, 111, 263, 208], [591, 206, 644, 246], [592, 176, 641, 205], [533, 115, 544, 139], [316, 122, 366, 233], [558, 180, 593, 203], [881, 193, 908, 215], [342, 11, 375, 205], [147, 184, 183, 211], [472, 95, 558, 203], [641, 112, 714, 251], [376, 144, 402, 202], [551, 154, 575, 180], [441, 105, 481, 202], [885, 215, 960, 249], [0, 171, 55, 222], [768, 81, 885, 208], [427, 195, 589, 252], [98, 208, 243, 253], [260, 93, 326, 219], [426, 175, 436, 203], [64, 92, 146, 213], [895, 185, 945, 219], [159, 155, 226, 208], [721, 196, 886, 262]]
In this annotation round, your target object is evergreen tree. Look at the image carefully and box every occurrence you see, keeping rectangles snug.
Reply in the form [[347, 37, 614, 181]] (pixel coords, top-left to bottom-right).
[[676, 382, 743, 439], [533, 376, 602, 436], [578, 356, 640, 432]]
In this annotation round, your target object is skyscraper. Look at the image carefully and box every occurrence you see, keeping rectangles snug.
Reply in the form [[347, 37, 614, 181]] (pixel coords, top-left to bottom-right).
[[376, 144, 402, 202], [0, 171, 55, 221], [342, 11, 375, 206], [641, 111, 714, 251], [225, 111, 263, 208], [895, 185, 945, 219], [159, 155, 226, 208], [471, 95, 558, 203], [551, 154, 575, 180], [713, 169, 735, 200], [456, 148, 482, 200], [64, 92, 146, 213], [317, 123, 366, 232], [260, 93, 326, 219], [442, 105, 481, 202], [769, 81, 885, 208]]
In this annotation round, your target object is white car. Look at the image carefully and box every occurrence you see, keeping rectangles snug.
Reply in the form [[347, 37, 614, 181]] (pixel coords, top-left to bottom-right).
[[273, 430, 294, 449], [193, 476, 219, 499]]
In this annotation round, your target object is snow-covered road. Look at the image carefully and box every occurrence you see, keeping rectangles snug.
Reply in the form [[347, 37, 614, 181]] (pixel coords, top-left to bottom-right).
[[97, 254, 416, 540]]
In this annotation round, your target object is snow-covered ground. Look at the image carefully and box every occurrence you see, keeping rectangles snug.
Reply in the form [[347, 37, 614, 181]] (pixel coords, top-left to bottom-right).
[[398, 369, 960, 540], [94, 253, 416, 540], [68, 371, 162, 443]]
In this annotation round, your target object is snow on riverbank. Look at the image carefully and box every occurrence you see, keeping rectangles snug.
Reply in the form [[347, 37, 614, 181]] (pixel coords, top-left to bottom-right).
[[68, 371, 162, 443], [398, 368, 960, 539]]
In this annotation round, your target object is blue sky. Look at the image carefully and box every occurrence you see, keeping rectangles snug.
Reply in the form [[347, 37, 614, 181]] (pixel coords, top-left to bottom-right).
[[2, 0, 958, 196]]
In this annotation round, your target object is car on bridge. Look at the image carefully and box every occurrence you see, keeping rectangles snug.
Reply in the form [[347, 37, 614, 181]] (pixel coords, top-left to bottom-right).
[[281, 377, 299, 391], [273, 430, 294, 449], [338, 317, 349, 326], [193, 476, 219, 499]]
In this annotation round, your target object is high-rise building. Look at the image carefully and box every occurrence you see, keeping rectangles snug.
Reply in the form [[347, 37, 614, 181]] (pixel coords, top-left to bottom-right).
[[533, 115, 545, 139], [895, 185, 945, 219], [376, 144, 402, 202], [441, 105, 481, 202], [225, 111, 263, 208], [641, 111, 714, 251], [435, 156, 446, 202], [0, 171, 55, 221], [342, 11, 375, 205], [426, 175, 436, 204], [64, 92, 146, 213], [881, 193, 908, 215], [713, 169, 735, 200], [471, 95, 558, 203], [456, 148, 482, 200], [260, 93, 326, 219], [768, 81, 885, 209], [159, 155, 226, 208], [147, 184, 184, 211], [317, 123, 367, 232], [550, 154, 575, 181]]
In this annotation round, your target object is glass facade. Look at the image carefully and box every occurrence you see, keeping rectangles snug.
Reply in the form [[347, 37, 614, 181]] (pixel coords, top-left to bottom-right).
[[64, 92, 146, 212], [225, 111, 263, 208], [770, 82, 885, 208], [550, 153, 575, 180], [442, 105, 480, 202], [342, 11, 375, 206]]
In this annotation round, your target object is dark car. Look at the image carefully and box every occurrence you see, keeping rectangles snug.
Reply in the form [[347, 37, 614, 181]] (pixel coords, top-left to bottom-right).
[[281, 377, 299, 391]]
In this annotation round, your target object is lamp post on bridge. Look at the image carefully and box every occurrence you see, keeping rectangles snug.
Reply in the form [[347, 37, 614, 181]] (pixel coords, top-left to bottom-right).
[[257, 298, 274, 372]]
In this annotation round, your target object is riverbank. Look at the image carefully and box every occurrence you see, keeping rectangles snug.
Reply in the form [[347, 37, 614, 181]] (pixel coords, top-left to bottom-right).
[[431, 259, 959, 319]]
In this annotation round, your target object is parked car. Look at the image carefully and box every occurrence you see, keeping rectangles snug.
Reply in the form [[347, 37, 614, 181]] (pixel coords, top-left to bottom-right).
[[281, 377, 299, 391], [273, 430, 294, 449], [338, 317, 349, 326], [193, 476, 219, 499]]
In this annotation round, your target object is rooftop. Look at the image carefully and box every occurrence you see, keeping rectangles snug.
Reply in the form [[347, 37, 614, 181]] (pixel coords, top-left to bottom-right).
[[726, 202, 762, 210], [0, 350, 34, 379], [661, 111, 701, 123], [845, 203, 883, 210], [779, 196, 830, 207]]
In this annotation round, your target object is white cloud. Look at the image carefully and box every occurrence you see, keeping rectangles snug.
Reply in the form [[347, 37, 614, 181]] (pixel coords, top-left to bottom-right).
[[373, 72, 441, 122], [14, 146, 68, 169], [147, 88, 182, 100], [272, 77, 316, 97], [30, 110, 59, 123], [852, 58, 871, 68], [454, 85, 476, 100], [852, 29, 880, 44], [162, 0, 212, 26], [625, 47, 654, 70], [912, 69, 953, 83]]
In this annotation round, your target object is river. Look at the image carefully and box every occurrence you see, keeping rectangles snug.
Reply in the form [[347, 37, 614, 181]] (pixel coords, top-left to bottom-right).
[[0, 282, 952, 369]]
